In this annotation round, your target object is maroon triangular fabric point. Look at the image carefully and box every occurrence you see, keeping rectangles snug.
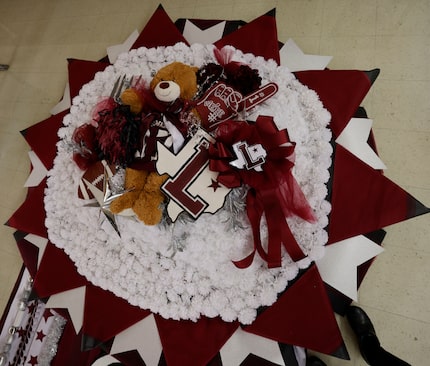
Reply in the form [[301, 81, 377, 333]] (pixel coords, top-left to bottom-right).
[[244, 265, 344, 355], [6, 178, 48, 238], [33, 242, 89, 298], [214, 9, 280, 64], [14, 234, 39, 278], [131, 5, 188, 50], [82, 285, 151, 344], [328, 145, 430, 244], [155, 315, 239, 366], [68, 59, 110, 99], [295, 70, 372, 138], [20, 110, 67, 170]]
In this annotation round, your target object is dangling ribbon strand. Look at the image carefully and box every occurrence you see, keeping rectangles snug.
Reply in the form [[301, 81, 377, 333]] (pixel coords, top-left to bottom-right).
[[209, 115, 316, 268]]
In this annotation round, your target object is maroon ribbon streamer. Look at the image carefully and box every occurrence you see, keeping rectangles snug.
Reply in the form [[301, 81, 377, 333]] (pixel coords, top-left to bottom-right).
[[209, 115, 316, 268]]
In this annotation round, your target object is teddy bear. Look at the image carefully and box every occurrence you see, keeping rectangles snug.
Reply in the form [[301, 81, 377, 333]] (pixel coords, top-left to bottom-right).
[[110, 168, 168, 225], [110, 62, 200, 225], [118, 61, 199, 117]]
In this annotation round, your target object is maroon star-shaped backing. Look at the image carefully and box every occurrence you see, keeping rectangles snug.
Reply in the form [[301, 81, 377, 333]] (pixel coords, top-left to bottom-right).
[[214, 8, 280, 64], [294, 71, 430, 244]]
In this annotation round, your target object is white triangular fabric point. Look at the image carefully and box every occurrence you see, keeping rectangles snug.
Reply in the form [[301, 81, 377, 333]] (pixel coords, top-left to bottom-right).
[[107, 30, 140, 64], [316, 236, 384, 301], [46, 286, 86, 333], [220, 327, 285, 365], [24, 233, 48, 268], [50, 82, 71, 115], [24, 151, 48, 187], [336, 118, 387, 170], [110, 314, 162, 366], [279, 39, 332, 71], [183, 19, 226, 44]]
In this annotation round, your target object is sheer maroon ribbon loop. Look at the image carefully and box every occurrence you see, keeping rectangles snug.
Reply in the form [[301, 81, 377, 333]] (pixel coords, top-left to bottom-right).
[[209, 115, 316, 268]]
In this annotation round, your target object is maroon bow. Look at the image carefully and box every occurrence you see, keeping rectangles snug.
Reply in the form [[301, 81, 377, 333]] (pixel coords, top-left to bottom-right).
[[209, 115, 316, 268]]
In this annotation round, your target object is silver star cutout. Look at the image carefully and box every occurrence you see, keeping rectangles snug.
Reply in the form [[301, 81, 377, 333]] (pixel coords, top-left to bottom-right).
[[83, 168, 126, 236]]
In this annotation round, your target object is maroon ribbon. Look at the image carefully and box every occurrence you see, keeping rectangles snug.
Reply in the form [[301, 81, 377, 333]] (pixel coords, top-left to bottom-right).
[[209, 115, 316, 268]]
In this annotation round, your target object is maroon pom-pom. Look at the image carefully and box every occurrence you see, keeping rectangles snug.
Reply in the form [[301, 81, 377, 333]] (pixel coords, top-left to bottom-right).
[[224, 63, 262, 96], [72, 123, 98, 170]]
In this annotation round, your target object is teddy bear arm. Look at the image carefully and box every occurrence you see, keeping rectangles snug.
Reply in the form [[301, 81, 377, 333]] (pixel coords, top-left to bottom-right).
[[133, 191, 166, 225], [110, 190, 142, 214], [143, 173, 169, 193], [132, 172, 168, 225]]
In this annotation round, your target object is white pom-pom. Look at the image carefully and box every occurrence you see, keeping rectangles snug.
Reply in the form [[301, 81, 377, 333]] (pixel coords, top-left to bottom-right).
[[45, 43, 332, 324]]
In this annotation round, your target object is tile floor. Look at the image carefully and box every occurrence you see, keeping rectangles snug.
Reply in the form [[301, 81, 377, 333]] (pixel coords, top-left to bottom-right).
[[0, 0, 429, 365]]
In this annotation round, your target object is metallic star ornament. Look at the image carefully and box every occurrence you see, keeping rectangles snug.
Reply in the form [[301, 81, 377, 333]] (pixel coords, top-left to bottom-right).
[[83, 168, 127, 236]]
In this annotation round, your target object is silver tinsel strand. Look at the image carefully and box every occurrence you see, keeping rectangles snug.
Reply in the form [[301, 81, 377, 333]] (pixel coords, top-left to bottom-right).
[[37, 314, 67, 366], [222, 186, 248, 231]]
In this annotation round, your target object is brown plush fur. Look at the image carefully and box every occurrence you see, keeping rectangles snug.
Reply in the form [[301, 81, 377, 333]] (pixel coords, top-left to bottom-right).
[[120, 88, 144, 114], [150, 62, 199, 100], [110, 168, 168, 225], [110, 62, 199, 224]]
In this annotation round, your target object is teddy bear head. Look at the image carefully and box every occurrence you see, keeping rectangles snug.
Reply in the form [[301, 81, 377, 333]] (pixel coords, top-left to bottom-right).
[[150, 62, 199, 102]]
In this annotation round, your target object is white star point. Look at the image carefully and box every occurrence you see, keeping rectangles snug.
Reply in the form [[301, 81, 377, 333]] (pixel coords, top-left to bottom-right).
[[336, 118, 387, 170], [317, 235, 385, 301], [183, 20, 226, 44], [280, 39, 332, 72], [46, 286, 86, 333], [220, 327, 285, 365], [110, 314, 162, 366]]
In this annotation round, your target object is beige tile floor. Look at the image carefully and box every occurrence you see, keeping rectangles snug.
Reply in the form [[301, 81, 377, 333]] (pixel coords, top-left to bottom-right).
[[0, 0, 429, 365]]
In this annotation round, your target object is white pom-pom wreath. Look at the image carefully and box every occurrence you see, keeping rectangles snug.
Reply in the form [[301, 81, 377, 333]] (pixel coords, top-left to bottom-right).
[[45, 43, 332, 324]]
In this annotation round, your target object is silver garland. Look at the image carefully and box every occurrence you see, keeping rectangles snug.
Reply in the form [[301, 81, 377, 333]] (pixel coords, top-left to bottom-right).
[[37, 314, 67, 366], [109, 168, 126, 194], [159, 186, 248, 257], [160, 207, 195, 257], [222, 186, 248, 231]]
